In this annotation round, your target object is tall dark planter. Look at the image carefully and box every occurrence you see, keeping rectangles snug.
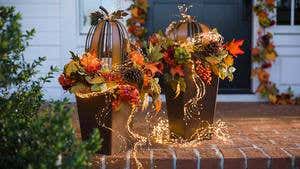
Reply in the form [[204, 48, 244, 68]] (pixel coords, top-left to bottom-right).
[[165, 67, 219, 139], [76, 93, 132, 155]]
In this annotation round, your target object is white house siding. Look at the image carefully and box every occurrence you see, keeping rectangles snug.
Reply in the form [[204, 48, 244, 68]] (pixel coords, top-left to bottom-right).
[[1, 0, 299, 102], [271, 27, 300, 97]]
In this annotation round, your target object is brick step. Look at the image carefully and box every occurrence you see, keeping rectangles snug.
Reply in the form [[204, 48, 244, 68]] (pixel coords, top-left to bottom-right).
[[92, 146, 299, 169]]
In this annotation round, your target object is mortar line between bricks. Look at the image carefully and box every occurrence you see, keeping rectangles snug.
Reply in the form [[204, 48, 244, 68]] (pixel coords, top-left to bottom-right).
[[168, 146, 177, 169], [125, 150, 131, 169], [238, 148, 247, 169], [280, 147, 296, 169], [252, 144, 271, 169], [193, 148, 201, 169], [211, 144, 224, 169], [150, 150, 154, 169], [101, 155, 106, 169]]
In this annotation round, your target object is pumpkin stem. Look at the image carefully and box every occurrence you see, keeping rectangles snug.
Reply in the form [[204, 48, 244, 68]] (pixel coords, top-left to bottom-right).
[[99, 6, 109, 16]]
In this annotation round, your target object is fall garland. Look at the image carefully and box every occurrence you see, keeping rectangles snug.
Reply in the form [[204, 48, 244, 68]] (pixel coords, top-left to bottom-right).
[[252, 0, 300, 104], [127, 0, 149, 46]]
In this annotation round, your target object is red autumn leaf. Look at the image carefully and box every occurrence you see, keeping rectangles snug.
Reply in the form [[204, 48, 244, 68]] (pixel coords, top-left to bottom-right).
[[170, 65, 185, 77], [226, 39, 245, 57]]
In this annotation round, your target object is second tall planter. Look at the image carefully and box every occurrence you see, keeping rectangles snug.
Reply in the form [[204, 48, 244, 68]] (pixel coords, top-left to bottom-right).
[[165, 66, 219, 139]]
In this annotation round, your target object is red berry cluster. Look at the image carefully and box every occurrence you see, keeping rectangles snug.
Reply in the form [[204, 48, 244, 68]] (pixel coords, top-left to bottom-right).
[[195, 60, 212, 85], [112, 85, 140, 110]]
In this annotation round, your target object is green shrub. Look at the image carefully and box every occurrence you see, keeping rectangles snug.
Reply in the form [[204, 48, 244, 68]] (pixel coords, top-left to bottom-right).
[[0, 6, 101, 169]]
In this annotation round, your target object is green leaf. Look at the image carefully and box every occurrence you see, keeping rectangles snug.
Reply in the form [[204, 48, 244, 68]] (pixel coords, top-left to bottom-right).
[[69, 51, 80, 61], [147, 44, 163, 62], [64, 60, 80, 77]]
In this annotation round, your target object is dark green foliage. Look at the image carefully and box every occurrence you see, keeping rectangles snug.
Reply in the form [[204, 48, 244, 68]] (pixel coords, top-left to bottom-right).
[[0, 6, 101, 169]]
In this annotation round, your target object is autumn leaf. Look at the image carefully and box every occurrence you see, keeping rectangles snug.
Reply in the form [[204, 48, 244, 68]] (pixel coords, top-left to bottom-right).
[[265, 51, 277, 62], [131, 7, 140, 18], [170, 65, 185, 77], [129, 51, 145, 65], [147, 44, 163, 62], [223, 55, 234, 67], [225, 39, 245, 57], [144, 62, 162, 77], [64, 60, 80, 78]]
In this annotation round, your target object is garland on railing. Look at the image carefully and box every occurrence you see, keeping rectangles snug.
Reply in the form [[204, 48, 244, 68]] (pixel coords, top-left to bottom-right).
[[127, 0, 149, 46], [252, 0, 299, 105]]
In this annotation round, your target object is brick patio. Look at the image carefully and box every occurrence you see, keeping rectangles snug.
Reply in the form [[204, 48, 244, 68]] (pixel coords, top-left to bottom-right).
[[73, 102, 300, 169]]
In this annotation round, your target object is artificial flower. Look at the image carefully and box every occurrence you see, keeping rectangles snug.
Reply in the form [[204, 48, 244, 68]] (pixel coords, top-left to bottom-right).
[[261, 62, 272, 69], [225, 39, 245, 57], [58, 74, 73, 90], [80, 51, 102, 74], [174, 47, 191, 64], [113, 85, 140, 110], [163, 47, 175, 66]]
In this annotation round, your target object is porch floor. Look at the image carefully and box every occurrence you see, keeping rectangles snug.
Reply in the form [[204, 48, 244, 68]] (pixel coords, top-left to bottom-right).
[[73, 102, 300, 169]]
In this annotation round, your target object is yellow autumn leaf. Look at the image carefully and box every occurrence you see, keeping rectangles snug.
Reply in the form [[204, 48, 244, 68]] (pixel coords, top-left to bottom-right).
[[265, 51, 277, 61], [223, 55, 234, 67], [268, 94, 277, 104], [64, 60, 80, 78]]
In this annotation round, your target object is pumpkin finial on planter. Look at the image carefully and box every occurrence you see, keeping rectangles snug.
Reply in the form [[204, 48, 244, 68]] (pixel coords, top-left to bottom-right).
[[85, 6, 129, 69], [166, 4, 210, 42]]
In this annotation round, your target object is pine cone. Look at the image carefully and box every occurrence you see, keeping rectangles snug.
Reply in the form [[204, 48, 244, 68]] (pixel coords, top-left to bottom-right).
[[198, 42, 221, 57], [122, 67, 144, 89]]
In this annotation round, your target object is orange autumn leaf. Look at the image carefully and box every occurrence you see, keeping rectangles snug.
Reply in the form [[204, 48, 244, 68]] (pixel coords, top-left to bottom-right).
[[144, 62, 162, 77], [257, 69, 270, 83], [129, 51, 145, 65], [80, 51, 102, 74], [170, 65, 184, 77], [224, 55, 234, 67], [226, 39, 245, 57]]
